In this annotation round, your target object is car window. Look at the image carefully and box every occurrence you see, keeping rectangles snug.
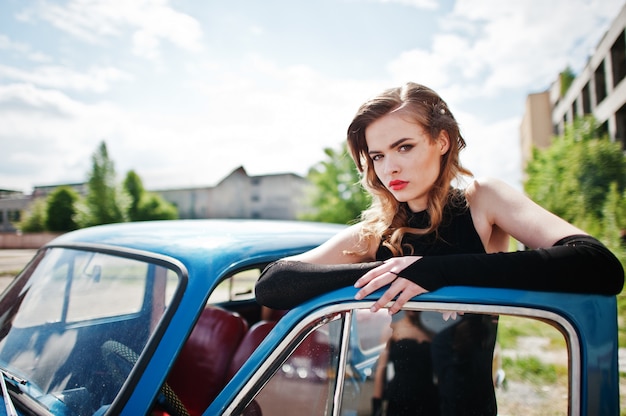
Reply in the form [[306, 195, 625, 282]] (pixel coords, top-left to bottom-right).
[[0, 247, 182, 416], [242, 315, 343, 415], [208, 266, 264, 304], [234, 305, 570, 416], [12, 250, 180, 326]]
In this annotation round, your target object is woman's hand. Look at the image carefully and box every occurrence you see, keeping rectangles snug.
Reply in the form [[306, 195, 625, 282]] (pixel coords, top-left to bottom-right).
[[354, 257, 428, 314]]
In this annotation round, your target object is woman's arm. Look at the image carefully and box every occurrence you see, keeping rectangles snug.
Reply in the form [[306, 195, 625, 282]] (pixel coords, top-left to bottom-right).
[[285, 222, 377, 264], [354, 178, 624, 313], [254, 223, 383, 309], [465, 177, 586, 251]]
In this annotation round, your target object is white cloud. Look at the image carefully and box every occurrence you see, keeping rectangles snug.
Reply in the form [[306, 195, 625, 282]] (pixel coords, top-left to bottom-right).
[[459, 112, 523, 188], [0, 83, 88, 115], [376, 0, 439, 10], [0, 34, 51, 63], [0, 65, 132, 93], [29, 0, 204, 59], [388, 0, 624, 101]]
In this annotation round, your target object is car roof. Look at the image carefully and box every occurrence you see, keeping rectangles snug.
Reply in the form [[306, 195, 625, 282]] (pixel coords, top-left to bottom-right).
[[47, 219, 345, 277]]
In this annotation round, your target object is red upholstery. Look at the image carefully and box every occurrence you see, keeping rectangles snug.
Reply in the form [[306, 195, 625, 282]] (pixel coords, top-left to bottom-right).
[[227, 320, 276, 379], [265, 308, 288, 321], [167, 307, 248, 416]]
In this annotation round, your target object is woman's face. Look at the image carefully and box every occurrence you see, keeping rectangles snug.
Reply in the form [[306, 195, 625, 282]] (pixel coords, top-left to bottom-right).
[[365, 111, 449, 212]]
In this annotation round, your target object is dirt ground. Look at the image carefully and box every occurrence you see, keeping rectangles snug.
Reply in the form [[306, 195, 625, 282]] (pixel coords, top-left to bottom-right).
[[0, 249, 35, 290]]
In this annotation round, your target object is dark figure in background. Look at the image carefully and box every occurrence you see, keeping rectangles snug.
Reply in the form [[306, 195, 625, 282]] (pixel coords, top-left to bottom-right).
[[372, 310, 439, 416]]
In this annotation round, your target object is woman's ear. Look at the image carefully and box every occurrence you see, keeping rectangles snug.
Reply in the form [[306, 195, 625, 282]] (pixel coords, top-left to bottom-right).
[[437, 130, 450, 155]]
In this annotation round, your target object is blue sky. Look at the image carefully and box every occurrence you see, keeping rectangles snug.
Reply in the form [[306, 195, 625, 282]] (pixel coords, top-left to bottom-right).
[[1, 0, 624, 193]]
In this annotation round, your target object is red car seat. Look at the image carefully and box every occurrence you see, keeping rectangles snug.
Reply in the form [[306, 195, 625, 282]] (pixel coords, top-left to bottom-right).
[[166, 306, 248, 416]]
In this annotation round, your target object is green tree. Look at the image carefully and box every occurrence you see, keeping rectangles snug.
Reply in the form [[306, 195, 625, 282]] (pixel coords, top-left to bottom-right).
[[135, 193, 179, 221], [301, 143, 371, 224], [75, 141, 129, 227], [525, 117, 626, 227], [122, 170, 178, 221], [18, 198, 47, 232], [45, 186, 79, 232], [123, 170, 145, 221], [559, 66, 576, 97]]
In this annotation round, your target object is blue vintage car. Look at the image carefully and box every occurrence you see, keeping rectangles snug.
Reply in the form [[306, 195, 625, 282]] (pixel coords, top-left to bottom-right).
[[0, 220, 619, 415]]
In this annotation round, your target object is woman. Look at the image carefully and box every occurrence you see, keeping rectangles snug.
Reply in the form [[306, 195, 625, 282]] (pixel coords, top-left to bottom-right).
[[255, 82, 623, 312], [255, 82, 623, 415]]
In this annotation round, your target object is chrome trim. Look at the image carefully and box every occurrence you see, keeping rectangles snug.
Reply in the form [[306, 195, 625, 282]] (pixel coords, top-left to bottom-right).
[[332, 310, 352, 416]]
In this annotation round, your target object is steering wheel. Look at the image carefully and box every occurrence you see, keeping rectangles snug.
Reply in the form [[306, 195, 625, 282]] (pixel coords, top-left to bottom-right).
[[101, 340, 190, 416]]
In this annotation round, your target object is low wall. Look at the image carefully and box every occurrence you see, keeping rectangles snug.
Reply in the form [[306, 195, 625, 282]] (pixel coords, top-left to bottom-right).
[[0, 232, 62, 249]]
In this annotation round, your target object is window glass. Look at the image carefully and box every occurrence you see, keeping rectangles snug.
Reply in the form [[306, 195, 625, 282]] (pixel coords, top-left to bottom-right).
[[340, 308, 569, 416], [15, 250, 154, 325], [208, 267, 262, 303], [244, 316, 343, 415], [495, 315, 568, 414], [0, 247, 182, 415]]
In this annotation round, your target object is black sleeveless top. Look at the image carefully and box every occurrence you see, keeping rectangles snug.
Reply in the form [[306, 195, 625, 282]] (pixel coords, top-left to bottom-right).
[[376, 190, 485, 260]]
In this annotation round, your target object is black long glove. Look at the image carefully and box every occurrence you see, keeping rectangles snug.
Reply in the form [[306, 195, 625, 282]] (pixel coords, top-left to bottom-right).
[[255, 261, 383, 309], [397, 235, 624, 295], [255, 235, 624, 310]]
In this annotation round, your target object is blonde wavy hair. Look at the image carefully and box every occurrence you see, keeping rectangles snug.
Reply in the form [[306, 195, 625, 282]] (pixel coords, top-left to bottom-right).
[[347, 82, 472, 256]]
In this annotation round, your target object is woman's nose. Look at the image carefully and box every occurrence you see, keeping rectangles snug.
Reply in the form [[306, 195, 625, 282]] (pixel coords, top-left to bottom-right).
[[383, 157, 399, 175]]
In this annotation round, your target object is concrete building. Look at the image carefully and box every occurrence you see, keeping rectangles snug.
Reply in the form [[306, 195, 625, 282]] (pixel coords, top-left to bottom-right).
[[155, 167, 312, 220], [0, 189, 26, 233], [1, 167, 312, 232], [521, 3, 626, 167]]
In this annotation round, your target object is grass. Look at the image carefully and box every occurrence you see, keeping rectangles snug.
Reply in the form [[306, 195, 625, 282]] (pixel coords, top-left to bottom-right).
[[497, 315, 566, 350], [501, 355, 564, 385]]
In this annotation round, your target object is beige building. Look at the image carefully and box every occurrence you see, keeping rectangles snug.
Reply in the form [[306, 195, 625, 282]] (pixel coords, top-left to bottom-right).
[[521, 3, 626, 167], [155, 166, 312, 220], [0, 167, 312, 232]]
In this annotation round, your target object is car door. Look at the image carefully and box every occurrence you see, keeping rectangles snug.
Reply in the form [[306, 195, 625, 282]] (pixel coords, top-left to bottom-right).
[[218, 289, 618, 416]]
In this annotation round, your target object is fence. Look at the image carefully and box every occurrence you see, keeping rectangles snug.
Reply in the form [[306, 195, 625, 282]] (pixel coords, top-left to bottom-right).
[[0, 232, 61, 249]]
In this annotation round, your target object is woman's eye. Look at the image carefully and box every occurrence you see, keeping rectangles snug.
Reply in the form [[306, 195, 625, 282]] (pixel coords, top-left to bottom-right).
[[398, 144, 413, 152], [371, 154, 383, 162]]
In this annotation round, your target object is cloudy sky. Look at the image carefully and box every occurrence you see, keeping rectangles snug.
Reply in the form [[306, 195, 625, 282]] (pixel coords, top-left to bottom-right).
[[1, 0, 624, 194]]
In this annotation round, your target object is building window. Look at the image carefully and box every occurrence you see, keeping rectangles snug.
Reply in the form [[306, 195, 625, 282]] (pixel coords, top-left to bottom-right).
[[611, 30, 626, 88], [615, 103, 626, 148], [582, 82, 592, 114], [595, 60, 607, 104], [7, 210, 20, 223]]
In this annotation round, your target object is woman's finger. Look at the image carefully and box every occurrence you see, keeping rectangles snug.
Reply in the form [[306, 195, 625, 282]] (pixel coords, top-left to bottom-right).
[[368, 278, 404, 312], [354, 271, 396, 300], [354, 262, 394, 288], [387, 279, 426, 314]]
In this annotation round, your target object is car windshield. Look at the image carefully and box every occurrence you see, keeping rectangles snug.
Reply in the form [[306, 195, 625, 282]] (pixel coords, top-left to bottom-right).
[[0, 247, 181, 415]]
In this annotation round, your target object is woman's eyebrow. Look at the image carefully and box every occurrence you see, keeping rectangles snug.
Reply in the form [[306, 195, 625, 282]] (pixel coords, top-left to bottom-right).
[[368, 138, 412, 155]]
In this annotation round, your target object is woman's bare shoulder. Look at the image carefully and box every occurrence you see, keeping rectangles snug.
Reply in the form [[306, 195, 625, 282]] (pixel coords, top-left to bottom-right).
[[464, 176, 586, 248]]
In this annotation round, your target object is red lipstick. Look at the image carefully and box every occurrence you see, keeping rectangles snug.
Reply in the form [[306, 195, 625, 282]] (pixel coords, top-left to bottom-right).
[[388, 180, 408, 191]]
